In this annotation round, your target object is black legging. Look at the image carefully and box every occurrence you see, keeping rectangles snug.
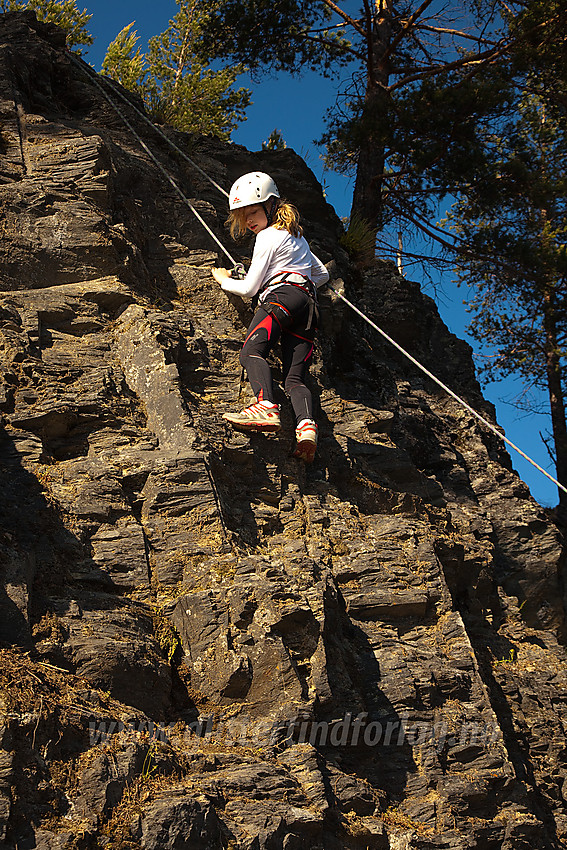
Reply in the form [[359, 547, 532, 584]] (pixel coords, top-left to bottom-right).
[[239, 285, 317, 425]]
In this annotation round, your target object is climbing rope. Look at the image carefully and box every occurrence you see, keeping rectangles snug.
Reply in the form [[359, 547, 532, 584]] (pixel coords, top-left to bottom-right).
[[68, 54, 237, 266], [70, 55, 230, 200], [329, 286, 567, 497], [69, 53, 566, 498]]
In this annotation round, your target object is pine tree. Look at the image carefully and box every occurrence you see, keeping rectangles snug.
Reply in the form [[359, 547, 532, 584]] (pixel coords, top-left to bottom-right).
[[198, 1, 567, 243], [0, 0, 92, 52], [101, 23, 145, 94], [447, 90, 567, 512], [262, 129, 286, 151], [101, 0, 250, 140]]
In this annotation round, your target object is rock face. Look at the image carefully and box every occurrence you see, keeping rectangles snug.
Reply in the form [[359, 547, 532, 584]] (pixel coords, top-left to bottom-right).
[[0, 11, 566, 850]]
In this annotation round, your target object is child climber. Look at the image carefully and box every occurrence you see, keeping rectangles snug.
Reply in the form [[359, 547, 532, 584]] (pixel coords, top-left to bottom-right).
[[212, 171, 329, 463]]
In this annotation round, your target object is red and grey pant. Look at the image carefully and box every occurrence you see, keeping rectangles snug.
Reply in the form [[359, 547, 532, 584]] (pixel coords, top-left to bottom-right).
[[240, 285, 317, 425]]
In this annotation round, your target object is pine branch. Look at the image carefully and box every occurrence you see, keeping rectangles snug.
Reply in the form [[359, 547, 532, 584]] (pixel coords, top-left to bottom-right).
[[381, 0, 436, 65], [320, 0, 366, 37], [387, 7, 567, 91], [297, 31, 363, 61], [385, 39, 511, 91], [304, 20, 360, 34], [414, 24, 499, 45], [540, 431, 557, 465]]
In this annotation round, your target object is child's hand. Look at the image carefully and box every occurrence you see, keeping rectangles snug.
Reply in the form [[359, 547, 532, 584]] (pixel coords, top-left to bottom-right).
[[212, 267, 231, 284]]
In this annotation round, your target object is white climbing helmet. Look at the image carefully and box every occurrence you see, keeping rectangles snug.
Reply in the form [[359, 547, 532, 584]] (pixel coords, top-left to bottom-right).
[[229, 172, 280, 210]]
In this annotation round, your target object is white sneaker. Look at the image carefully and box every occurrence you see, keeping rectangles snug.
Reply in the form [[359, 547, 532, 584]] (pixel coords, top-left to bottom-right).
[[293, 419, 318, 462], [223, 401, 281, 432]]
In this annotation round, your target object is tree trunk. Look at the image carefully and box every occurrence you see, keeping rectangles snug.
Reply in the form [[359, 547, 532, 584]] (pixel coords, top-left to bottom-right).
[[350, 87, 388, 229], [350, 0, 392, 235], [543, 284, 567, 519]]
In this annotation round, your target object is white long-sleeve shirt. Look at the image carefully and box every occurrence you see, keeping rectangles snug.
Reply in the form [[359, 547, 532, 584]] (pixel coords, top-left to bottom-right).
[[221, 226, 329, 301]]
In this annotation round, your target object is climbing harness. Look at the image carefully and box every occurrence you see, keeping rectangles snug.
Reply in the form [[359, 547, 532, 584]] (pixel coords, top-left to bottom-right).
[[259, 271, 317, 297], [68, 52, 567, 498], [258, 271, 319, 330]]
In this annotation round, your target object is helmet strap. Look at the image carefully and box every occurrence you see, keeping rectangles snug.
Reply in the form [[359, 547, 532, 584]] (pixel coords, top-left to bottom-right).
[[262, 197, 279, 226]]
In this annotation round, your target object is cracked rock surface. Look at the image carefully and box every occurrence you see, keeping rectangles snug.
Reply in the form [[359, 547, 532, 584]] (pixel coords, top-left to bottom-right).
[[0, 11, 566, 850]]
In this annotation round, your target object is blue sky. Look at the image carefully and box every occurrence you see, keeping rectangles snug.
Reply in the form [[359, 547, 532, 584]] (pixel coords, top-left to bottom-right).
[[83, 0, 558, 508]]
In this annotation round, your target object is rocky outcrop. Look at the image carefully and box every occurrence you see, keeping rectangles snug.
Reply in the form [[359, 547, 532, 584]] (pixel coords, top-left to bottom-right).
[[0, 10, 566, 850]]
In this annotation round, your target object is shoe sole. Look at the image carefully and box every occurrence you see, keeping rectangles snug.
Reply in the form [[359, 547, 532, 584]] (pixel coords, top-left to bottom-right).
[[223, 415, 281, 433], [293, 439, 317, 463]]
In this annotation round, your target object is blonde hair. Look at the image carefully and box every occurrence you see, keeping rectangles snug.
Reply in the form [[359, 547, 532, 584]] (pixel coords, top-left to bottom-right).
[[274, 202, 303, 237], [229, 199, 303, 240]]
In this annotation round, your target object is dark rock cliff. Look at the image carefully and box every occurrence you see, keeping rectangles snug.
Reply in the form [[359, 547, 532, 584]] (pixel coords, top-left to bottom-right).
[[1, 11, 566, 850]]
